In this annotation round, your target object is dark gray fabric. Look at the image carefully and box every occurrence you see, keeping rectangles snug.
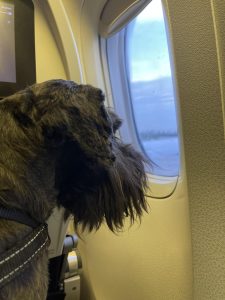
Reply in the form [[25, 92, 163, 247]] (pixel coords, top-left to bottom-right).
[[0, 223, 49, 288]]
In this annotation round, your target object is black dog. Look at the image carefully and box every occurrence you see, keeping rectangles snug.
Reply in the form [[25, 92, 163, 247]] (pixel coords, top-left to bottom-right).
[[0, 79, 148, 299]]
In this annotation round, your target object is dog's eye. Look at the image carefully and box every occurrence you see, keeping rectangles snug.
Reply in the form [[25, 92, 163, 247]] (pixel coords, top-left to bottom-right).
[[42, 125, 67, 147], [103, 124, 112, 135]]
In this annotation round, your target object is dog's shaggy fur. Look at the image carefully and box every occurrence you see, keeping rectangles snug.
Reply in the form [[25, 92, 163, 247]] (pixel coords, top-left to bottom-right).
[[0, 79, 148, 299]]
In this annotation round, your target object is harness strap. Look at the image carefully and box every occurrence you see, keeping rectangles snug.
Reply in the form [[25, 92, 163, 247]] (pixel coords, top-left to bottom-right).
[[0, 223, 50, 288], [0, 206, 40, 228]]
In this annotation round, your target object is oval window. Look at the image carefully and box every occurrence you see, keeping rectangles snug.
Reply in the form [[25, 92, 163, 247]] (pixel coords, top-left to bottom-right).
[[125, 0, 179, 176]]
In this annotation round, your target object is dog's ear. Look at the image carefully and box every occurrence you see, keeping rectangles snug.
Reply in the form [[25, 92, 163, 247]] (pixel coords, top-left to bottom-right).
[[10, 88, 51, 125], [3, 89, 35, 128], [4, 88, 66, 148]]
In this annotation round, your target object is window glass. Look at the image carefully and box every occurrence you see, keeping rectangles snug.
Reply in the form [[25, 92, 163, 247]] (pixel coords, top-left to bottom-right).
[[125, 0, 179, 176]]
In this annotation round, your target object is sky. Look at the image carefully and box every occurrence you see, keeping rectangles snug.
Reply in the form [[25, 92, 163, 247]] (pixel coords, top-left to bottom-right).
[[128, 0, 172, 82], [137, 0, 164, 22]]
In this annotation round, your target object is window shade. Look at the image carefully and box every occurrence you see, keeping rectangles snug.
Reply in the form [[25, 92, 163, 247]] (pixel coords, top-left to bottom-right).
[[99, 0, 152, 38]]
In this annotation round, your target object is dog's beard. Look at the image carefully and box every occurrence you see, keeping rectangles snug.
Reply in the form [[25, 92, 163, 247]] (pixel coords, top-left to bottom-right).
[[92, 142, 148, 232], [57, 132, 148, 232], [51, 94, 149, 232]]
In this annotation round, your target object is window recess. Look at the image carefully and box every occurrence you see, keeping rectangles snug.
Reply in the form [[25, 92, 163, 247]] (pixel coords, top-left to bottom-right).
[[101, 0, 180, 196]]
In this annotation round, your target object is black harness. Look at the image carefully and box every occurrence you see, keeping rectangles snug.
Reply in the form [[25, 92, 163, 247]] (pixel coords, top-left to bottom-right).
[[0, 207, 50, 288]]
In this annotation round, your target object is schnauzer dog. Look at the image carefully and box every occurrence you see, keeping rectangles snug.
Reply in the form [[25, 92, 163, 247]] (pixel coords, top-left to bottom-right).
[[0, 79, 148, 299]]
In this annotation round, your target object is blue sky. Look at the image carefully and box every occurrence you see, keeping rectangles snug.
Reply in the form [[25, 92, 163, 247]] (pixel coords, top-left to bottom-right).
[[127, 0, 172, 82]]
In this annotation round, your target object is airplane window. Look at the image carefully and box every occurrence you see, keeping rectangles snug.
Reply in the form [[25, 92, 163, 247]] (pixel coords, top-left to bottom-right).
[[125, 0, 179, 176], [106, 0, 179, 177]]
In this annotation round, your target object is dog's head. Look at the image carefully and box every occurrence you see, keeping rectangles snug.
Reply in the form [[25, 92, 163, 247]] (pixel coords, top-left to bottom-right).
[[0, 79, 148, 231]]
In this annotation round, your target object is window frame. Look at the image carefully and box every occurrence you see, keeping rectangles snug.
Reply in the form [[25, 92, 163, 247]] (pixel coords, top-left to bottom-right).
[[101, 1, 180, 198]]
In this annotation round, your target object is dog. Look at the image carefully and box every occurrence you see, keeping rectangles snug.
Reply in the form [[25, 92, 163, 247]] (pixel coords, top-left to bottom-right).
[[0, 79, 148, 299]]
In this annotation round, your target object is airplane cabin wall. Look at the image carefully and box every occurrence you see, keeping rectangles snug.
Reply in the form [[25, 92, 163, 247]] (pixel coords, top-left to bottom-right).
[[34, 1, 67, 82], [166, 1, 225, 299]]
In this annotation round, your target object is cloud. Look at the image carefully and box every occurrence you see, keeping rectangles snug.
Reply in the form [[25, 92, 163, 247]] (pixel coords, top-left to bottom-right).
[[130, 60, 171, 82]]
